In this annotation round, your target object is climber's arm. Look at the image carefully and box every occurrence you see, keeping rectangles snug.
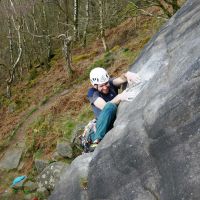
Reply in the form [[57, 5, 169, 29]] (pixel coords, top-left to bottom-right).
[[113, 71, 141, 87], [94, 95, 122, 110]]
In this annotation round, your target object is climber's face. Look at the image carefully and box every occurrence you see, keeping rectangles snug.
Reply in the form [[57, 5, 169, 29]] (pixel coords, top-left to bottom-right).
[[97, 81, 110, 94]]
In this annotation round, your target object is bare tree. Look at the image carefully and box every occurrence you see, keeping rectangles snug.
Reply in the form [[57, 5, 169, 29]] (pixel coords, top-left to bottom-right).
[[98, 0, 108, 51], [6, 0, 22, 97], [73, 0, 79, 41], [83, 0, 90, 47], [129, 0, 181, 18], [58, 34, 73, 77]]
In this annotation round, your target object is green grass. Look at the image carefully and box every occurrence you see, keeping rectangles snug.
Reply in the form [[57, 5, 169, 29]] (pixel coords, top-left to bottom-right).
[[80, 177, 88, 190], [74, 51, 115, 84], [63, 119, 76, 140], [34, 148, 44, 159], [62, 104, 93, 140], [25, 114, 53, 154], [39, 95, 50, 106], [28, 68, 38, 81], [24, 104, 93, 158], [0, 106, 38, 152], [72, 51, 98, 63]]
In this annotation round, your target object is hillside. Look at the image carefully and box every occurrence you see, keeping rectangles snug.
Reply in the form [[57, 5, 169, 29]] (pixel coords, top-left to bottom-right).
[[0, 8, 166, 199]]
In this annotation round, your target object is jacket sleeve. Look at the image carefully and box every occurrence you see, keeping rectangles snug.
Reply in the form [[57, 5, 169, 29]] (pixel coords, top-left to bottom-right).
[[87, 88, 100, 104]]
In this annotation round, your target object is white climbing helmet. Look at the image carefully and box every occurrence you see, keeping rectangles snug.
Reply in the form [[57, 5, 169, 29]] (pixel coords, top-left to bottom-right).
[[90, 67, 110, 85]]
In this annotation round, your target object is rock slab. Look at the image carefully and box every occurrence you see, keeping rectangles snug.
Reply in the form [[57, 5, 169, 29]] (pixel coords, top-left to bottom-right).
[[0, 148, 23, 170], [56, 141, 73, 158]]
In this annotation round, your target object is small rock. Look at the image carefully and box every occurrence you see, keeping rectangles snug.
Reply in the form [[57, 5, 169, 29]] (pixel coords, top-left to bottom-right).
[[8, 102, 17, 113], [36, 186, 50, 198], [35, 159, 49, 173], [51, 152, 63, 161], [18, 161, 25, 171], [24, 193, 35, 200], [56, 141, 73, 158], [24, 181, 38, 192]]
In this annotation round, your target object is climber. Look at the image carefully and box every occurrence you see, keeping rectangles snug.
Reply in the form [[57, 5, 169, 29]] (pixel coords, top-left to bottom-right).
[[81, 67, 140, 152]]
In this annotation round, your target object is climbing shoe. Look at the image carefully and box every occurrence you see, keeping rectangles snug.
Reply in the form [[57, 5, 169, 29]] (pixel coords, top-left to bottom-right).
[[89, 143, 98, 152]]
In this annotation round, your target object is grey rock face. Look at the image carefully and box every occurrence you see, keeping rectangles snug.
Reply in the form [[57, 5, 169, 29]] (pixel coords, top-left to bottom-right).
[[37, 186, 50, 199], [37, 162, 66, 191], [48, 153, 92, 200], [24, 181, 38, 192], [0, 148, 23, 170], [51, 151, 63, 161], [56, 141, 73, 158], [35, 159, 49, 173], [88, 1, 200, 200]]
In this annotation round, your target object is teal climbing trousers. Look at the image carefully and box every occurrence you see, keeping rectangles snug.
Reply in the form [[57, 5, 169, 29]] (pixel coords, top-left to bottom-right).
[[89, 102, 117, 142]]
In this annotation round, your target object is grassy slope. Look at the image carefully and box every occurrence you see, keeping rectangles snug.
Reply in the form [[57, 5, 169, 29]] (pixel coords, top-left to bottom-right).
[[0, 9, 165, 198]]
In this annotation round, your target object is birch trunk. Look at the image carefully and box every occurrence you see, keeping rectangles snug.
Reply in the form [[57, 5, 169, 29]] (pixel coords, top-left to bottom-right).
[[83, 0, 89, 47], [98, 0, 108, 51], [6, 0, 22, 98], [8, 17, 14, 66], [58, 34, 73, 77], [73, 0, 79, 41]]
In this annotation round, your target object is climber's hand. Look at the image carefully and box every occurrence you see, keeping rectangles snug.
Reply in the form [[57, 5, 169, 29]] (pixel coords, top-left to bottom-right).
[[119, 90, 136, 102], [125, 71, 141, 85]]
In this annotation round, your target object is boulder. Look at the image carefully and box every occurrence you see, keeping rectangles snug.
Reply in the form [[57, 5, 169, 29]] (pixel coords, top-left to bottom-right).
[[51, 151, 63, 161], [36, 186, 49, 199], [49, 153, 92, 200], [56, 141, 73, 158], [24, 193, 37, 200], [37, 162, 67, 191], [0, 148, 23, 170], [35, 159, 49, 173], [23, 181, 38, 192]]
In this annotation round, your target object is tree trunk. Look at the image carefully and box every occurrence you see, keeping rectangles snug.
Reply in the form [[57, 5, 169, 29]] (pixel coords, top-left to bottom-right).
[[83, 0, 89, 47], [58, 34, 73, 77], [42, 0, 53, 65], [98, 0, 108, 51], [6, 0, 22, 98], [73, 0, 79, 41], [31, 3, 41, 66], [8, 17, 14, 66], [64, 0, 69, 32]]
